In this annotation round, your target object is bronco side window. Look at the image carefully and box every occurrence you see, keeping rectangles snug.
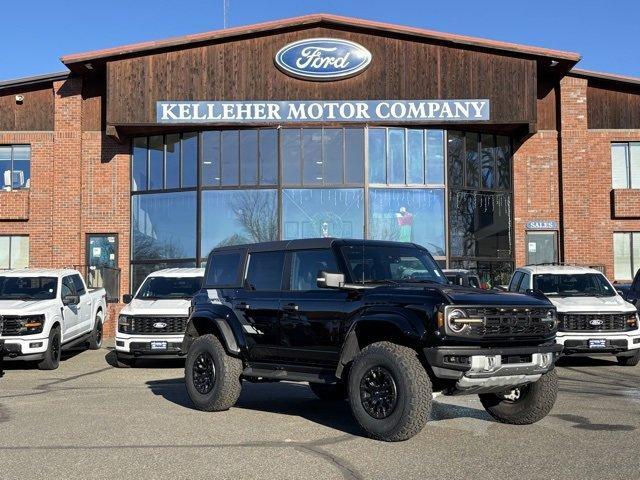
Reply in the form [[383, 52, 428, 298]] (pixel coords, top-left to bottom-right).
[[290, 249, 339, 291], [205, 250, 244, 288], [245, 251, 285, 291]]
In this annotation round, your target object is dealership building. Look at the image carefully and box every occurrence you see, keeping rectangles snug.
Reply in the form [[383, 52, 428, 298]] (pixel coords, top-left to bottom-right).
[[1, 14, 640, 333]]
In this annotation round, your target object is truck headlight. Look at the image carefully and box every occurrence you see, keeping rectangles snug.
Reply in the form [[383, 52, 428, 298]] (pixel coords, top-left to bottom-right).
[[627, 313, 639, 329], [17, 315, 45, 335], [544, 309, 558, 329], [118, 315, 132, 333]]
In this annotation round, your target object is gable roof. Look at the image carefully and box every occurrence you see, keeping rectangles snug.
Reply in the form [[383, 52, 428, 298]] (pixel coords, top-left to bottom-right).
[[61, 13, 580, 73]]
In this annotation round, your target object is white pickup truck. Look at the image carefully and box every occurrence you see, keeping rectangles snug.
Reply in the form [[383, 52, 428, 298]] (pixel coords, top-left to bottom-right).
[[115, 268, 204, 367], [0, 269, 107, 370], [509, 265, 640, 366]]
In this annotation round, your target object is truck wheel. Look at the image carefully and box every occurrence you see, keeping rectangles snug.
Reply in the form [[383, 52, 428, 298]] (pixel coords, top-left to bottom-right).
[[309, 382, 347, 401], [38, 326, 62, 371], [479, 369, 558, 424], [617, 349, 640, 366], [347, 341, 432, 442], [185, 334, 243, 412], [88, 312, 104, 350]]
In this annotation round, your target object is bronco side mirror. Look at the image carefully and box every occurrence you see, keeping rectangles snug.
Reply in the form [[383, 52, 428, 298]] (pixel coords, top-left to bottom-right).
[[317, 271, 345, 289]]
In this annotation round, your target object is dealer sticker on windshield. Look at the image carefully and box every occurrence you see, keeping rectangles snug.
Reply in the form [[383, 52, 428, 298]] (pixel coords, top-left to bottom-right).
[[588, 339, 606, 349]]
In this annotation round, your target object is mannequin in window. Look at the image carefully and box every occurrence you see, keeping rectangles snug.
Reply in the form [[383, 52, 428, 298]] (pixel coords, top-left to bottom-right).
[[396, 207, 413, 242]]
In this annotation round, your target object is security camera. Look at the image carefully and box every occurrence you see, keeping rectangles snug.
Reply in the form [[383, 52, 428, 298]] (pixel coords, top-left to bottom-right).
[[15, 94, 24, 103]]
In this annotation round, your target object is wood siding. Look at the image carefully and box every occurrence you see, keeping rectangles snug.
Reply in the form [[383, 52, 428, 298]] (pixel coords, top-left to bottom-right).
[[536, 85, 557, 131], [0, 85, 54, 131], [587, 82, 640, 129], [106, 26, 538, 128]]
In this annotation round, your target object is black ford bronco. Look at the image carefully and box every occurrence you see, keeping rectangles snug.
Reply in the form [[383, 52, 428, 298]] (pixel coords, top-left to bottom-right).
[[183, 239, 562, 441]]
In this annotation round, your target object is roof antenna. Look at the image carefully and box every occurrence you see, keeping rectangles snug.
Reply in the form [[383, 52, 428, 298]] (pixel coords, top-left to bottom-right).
[[223, 0, 229, 28]]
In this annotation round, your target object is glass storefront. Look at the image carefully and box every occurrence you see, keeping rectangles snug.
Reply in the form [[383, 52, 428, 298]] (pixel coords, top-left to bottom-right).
[[130, 127, 513, 291]]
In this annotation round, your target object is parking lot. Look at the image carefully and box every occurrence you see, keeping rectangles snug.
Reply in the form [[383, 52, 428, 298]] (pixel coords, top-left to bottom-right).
[[1, 343, 638, 480]]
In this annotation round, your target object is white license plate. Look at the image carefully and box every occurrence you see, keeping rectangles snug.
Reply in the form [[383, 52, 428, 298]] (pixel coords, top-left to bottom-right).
[[588, 339, 606, 349], [150, 341, 168, 350]]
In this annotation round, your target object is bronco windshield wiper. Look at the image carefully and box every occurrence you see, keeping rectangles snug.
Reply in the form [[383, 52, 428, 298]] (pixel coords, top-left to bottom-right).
[[361, 279, 401, 286]]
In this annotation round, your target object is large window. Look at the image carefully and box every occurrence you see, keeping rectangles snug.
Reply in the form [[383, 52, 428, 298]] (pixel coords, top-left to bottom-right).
[[448, 132, 513, 286], [0, 145, 30, 190], [368, 189, 445, 258], [613, 232, 640, 281], [0, 235, 29, 269], [612, 142, 640, 189], [130, 127, 514, 290], [132, 191, 197, 261], [282, 188, 364, 239], [201, 189, 277, 257]]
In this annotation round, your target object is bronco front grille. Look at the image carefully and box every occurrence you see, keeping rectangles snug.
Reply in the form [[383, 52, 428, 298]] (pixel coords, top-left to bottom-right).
[[123, 317, 188, 335], [559, 313, 629, 332], [462, 307, 554, 337]]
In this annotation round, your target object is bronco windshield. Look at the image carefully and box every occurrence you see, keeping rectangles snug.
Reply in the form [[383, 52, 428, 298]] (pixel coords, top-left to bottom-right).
[[136, 276, 203, 300], [533, 273, 616, 297], [340, 245, 447, 285], [0, 276, 57, 300]]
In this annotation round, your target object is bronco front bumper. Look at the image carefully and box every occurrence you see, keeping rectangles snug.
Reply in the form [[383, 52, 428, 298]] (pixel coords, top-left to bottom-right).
[[424, 343, 563, 394]]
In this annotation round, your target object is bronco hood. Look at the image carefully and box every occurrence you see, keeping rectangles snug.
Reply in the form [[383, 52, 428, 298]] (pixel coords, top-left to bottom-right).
[[436, 286, 553, 307]]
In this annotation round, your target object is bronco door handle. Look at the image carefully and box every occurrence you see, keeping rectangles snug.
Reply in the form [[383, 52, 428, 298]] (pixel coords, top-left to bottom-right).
[[235, 302, 250, 310], [283, 303, 299, 312]]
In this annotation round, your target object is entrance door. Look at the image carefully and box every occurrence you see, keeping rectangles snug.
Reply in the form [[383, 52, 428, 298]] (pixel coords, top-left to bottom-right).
[[86, 234, 118, 289], [526, 231, 558, 265]]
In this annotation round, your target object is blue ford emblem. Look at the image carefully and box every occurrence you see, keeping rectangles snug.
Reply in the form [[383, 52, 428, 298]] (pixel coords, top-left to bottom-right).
[[153, 322, 167, 329], [275, 38, 372, 81], [589, 319, 604, 326]]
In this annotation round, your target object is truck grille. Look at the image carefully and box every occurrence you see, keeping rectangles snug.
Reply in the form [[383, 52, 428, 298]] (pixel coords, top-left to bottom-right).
[[1, 317, 22, 336], [464, 307, 554, 337], [559, 313, 629, 332], [126, 317, 188, 335]]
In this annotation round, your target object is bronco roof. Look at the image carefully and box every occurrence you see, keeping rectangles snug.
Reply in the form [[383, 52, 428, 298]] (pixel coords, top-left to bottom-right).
[[212, 238, 423, 253]]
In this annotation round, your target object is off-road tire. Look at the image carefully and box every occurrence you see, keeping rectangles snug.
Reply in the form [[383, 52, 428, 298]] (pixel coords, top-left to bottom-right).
[[479, 369, 558, 424], [348, 341, 432, 442], [185, 334, 243, 411], [617, 349, 640, 367], [114, 353, 135, 368], [38, 326, 61, 370], [88, 312, 104, 350], [309, 382, 348, 401]]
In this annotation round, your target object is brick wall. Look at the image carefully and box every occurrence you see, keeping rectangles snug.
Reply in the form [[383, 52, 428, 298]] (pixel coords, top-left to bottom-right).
[[612, 189, 640, 218], [0, 79, 131, 336]]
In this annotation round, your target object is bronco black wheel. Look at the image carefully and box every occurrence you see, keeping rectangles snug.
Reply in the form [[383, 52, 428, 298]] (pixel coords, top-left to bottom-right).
[[360, 366, 398, 419], [348, 341, 431, 442], [193, 352, 216, 394], [185, 334, 243, 412]]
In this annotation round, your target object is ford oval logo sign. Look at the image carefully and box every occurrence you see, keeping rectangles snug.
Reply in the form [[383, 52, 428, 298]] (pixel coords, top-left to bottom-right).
[[275, 38, 372, 81], [153, 322, 167, 329], [589, 319, 604, 326]]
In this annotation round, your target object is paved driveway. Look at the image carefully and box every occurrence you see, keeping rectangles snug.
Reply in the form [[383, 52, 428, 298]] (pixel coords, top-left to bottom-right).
[[1, 344, 638, 480]]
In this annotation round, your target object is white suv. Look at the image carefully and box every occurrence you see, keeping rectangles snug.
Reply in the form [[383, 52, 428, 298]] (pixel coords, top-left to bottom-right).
[[508, 265, 640, 366], [115, 268, 204, 367]]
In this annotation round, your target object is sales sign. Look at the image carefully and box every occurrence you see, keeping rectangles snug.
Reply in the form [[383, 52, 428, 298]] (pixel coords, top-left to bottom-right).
[[156, 99, 490, 124], [526, 220, 558, 230]]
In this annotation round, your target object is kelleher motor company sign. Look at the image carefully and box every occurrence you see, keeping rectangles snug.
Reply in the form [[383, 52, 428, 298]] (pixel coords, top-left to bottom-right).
[[156, 99, 490, 123]]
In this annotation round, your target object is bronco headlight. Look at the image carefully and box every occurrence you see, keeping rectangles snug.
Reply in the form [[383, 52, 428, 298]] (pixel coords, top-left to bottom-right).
[[447, 308, 468, 332]]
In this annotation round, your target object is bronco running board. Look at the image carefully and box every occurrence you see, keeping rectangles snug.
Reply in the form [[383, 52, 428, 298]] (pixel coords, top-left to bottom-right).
[[242, 364, 339, 384]]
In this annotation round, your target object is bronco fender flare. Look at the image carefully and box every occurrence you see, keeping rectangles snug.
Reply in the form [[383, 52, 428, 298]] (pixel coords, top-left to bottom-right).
[[182, 303, 247, 357], [335, 306, 429, 379]]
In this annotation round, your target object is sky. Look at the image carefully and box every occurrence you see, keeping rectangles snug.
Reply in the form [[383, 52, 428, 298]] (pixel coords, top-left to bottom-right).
[[1, 0, 639, 80]]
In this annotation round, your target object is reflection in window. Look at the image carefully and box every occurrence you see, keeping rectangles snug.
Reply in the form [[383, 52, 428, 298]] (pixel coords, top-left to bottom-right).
[[282, 129, 301, 185], [165, 134, 180, 189], [148, 135, 164, 190], [426, 130, 444, 184], [447, 131, 464, 187], [282, 189, 364, 240], [496, 135, 511, 189], [481, 134, 495, 189], [132, 138, 147, 191], [201, 190, 277, 256], [449, 259, 514, 289], [133, 133, 198, 191], [613, 232, 640, 281], [369, 189, 445, 257], [465, 133, 480, 188], [449, 190, 512, 259], [259, 130, 278, 185], [182, 133, 198, 188], [132, 191, 197, 260], [387, 128, 406, 184], [240, 130, 258, 186], [368, 128, 386, 183]]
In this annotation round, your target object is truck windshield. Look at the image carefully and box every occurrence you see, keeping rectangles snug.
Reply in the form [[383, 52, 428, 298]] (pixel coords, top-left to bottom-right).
[[0, 276, 58, 300], [136, 276, 203, 300], [533, 273, 616, 297], [341, 245, 447, 285]]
